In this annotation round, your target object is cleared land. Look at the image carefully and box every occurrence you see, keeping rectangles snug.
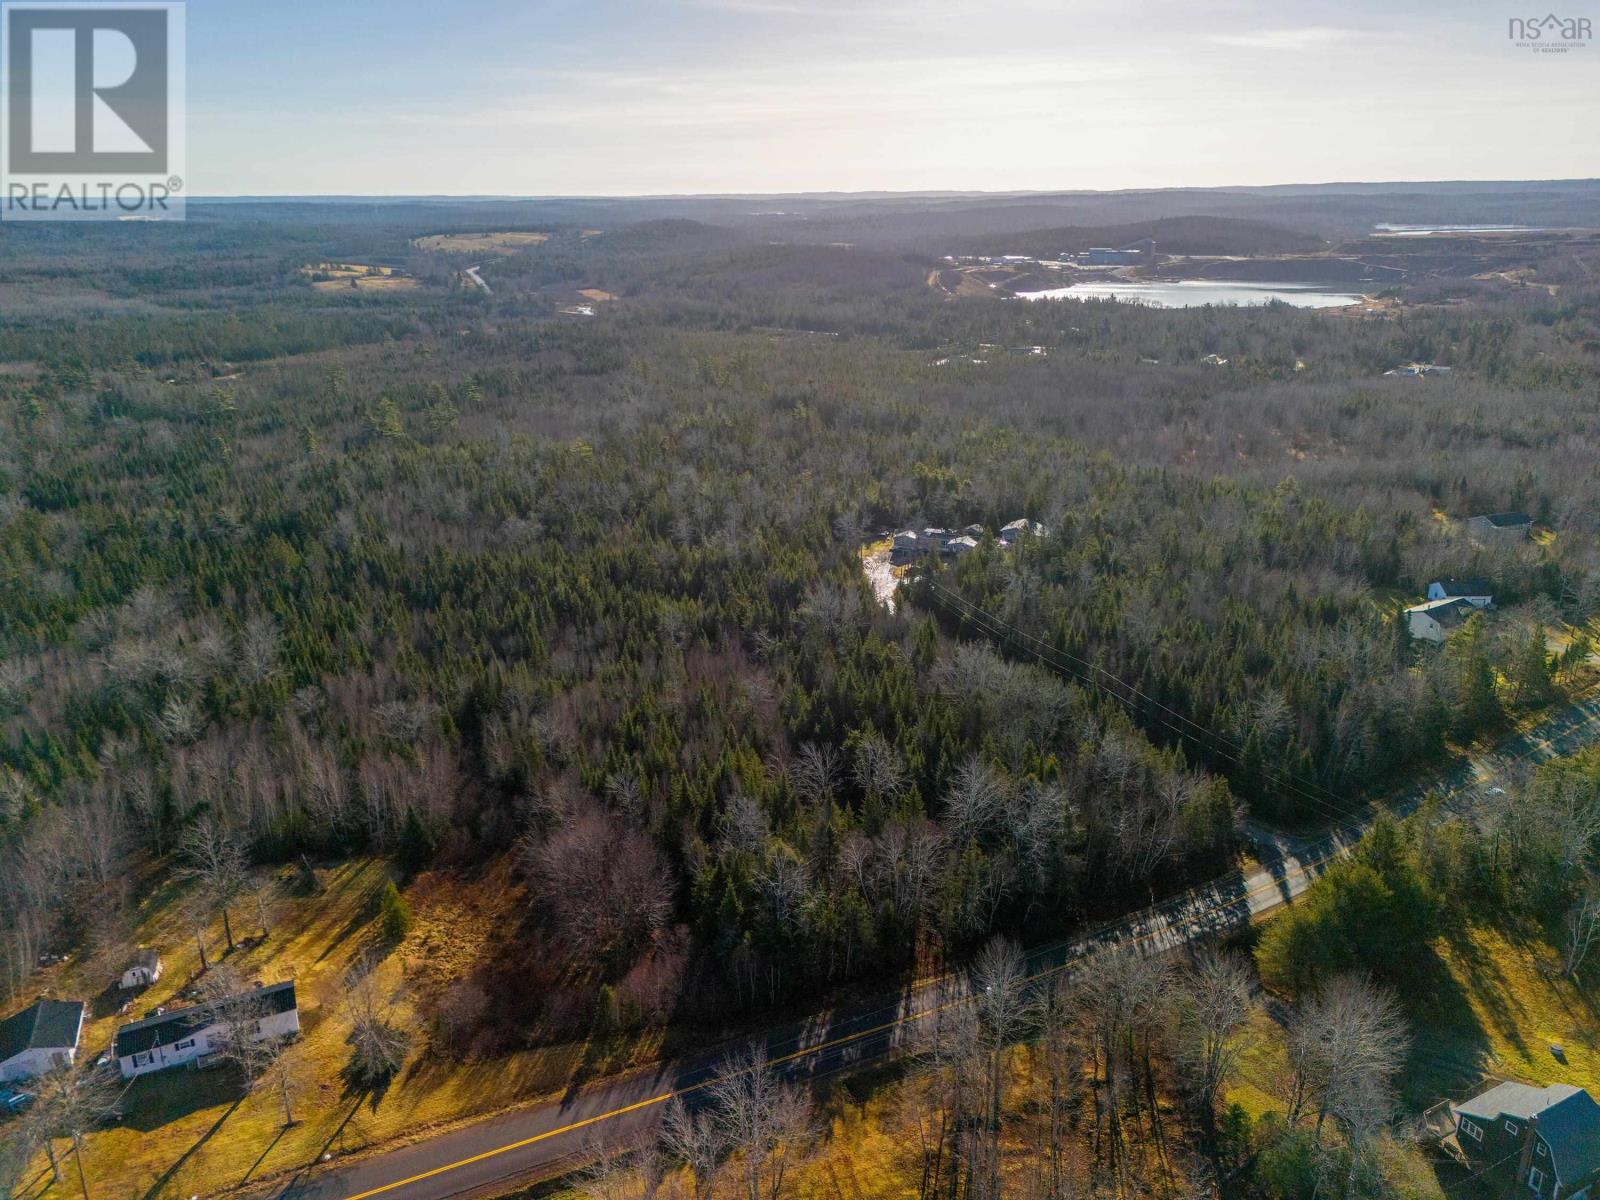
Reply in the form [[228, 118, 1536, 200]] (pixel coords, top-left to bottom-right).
[[301, 263, 419, 293], [413, 232, 551, 254], [21, 860, 654, 1200]]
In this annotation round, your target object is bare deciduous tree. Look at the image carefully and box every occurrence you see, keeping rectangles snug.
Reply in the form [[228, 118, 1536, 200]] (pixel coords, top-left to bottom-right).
[[344, 952, 410, 1087], [660, 1095, 728, 1200], [791, 742, 841, 810], [1170, 948, 1254, 1113], [525, 800, 676, 964], [1563, 875, 1600, 977], [579, 1133, 665, 1200], [198, 965, 296, 1123], [972, 936, 1028, 1200], [181, 817, 250, 954], [28, 1058, 124, 1200], [1030, 974, 1082, 1200], [705, 1044, 814, 1200], [1286, 973, 1410, 1137]]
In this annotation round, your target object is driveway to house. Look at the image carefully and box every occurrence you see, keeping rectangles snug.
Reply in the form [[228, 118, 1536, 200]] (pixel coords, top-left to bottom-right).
[[267, 693, 1600, 1200]]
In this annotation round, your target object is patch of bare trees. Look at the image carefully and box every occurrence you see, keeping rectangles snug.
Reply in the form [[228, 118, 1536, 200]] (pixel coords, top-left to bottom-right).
[[524, 798, 677, 964], [344, 952, 411, 1086], [657, 1046, 814, 1200], [198, 964, 298, 1125], [180, 816, 250, 954]]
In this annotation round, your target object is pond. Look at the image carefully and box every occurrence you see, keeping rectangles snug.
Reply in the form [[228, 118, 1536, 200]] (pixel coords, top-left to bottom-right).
[[1014, 280, 1366, 309]]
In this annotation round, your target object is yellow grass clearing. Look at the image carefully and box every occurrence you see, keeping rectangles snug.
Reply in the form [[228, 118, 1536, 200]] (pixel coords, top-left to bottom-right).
[[19, 860, 614, 1200], [1224, 919, 1599, 1192], [301, 262, 419, 293], [413, 231, 551, 254], [1429, 925, 1600, 1096], [578, 288, 618, 302]]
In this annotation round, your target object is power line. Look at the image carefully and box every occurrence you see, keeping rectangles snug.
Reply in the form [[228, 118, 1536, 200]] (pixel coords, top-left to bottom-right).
[[924, 580, 1349, 814], [924, 581, 1357, 826]]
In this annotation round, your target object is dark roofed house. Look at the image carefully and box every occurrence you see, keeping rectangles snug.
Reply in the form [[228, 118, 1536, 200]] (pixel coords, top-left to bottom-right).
[[1428, 578, 1494, 607], [115, 981, 299, 1079], [0, 999, 85, 1081], [1452, 1082, 1600, 1200], [1468, 512, 1533, 543], [1406, 597, 1477, 643]]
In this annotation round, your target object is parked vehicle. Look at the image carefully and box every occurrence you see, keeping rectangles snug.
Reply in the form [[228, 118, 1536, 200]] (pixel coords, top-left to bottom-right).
[[0, 1085, 34, 1114]]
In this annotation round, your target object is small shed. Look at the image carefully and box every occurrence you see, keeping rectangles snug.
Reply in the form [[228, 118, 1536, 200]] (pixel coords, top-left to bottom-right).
[[119, 949, 162, 991]]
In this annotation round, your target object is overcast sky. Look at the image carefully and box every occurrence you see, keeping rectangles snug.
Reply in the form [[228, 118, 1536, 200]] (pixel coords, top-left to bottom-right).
[[187, 0, 1598, 195]]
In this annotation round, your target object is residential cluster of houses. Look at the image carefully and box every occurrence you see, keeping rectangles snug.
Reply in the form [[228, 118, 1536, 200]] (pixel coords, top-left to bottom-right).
[[1076, 239, 1156, 266], [1401, 508, 1536, 643], [1405, 576, 1494, 643], [0, 947, 300, 1089], [890, 518, 1048, 565]]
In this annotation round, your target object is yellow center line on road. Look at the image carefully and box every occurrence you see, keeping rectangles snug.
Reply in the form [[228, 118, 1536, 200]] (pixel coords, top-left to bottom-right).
[[341, 1094, 675, 1200], [329, 684, 1600, 1200], [332, 847, 1339, 1200]]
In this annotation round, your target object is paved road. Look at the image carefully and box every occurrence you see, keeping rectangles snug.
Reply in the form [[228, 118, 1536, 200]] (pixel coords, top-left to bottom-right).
[[267, 694, 1600, 1200]]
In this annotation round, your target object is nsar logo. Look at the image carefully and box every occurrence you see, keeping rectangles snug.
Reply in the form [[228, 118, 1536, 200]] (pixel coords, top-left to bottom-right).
[[1507, 12, 1592, 51]]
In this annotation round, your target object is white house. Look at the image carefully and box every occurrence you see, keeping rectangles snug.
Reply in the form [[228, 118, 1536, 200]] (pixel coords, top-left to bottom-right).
[[115, 981, 299, 1079], [0, 999, 85, 1082], [942, 535, 979, 558], [1426, 578, 1493, 608], [999, 518, 1048, 545], [1406, 597, 1477, 643]]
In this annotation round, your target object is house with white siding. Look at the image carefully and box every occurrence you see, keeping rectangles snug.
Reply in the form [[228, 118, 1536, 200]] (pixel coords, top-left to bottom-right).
[[1427, 578, 1494, 607], [1406, 597, 1477, 643], [114, 981, 299, 1079], [119, 948, 163, 991], [0, 999, 85, 1082]]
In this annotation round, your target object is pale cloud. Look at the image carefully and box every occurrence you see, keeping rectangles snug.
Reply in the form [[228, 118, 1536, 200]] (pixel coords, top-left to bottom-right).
[[1208, 25, 1363, 50]]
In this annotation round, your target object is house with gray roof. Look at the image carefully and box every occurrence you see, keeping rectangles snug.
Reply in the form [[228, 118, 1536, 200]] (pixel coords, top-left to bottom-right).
[[0, 998, 85, 1081], [1406, 597, 1478, 643], [1468, 512, 1533, 543], [1452, 1082, 1600, 1200], [114, 980, 299, 1079], [1428, 578, 1494, 607]]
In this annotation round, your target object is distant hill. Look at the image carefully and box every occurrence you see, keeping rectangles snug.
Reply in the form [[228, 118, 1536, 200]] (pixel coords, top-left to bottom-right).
[[955, 216, 1326, 259], [588, 218, 745, 252]]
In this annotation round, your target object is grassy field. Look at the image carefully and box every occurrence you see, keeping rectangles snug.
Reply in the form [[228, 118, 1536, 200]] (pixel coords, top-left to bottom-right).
[[13, 860, 645, 1200], [413, 231, 551, 254], [1226, 918, 1597, 1193], [300, 262, 420, 292]]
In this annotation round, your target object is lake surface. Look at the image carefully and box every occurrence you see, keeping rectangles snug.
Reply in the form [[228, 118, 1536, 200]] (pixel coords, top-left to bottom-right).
[[1015, 280, 1366, 309], [1373, 223, 1535, 235]]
